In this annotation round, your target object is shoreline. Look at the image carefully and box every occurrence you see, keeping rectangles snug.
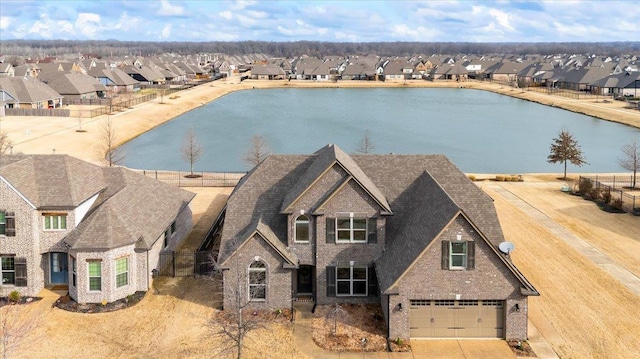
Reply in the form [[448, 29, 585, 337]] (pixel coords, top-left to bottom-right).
[[2, 77, 639, 169]]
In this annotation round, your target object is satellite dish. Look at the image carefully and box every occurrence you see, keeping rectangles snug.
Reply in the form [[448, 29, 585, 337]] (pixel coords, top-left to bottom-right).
[[499, 242, 515, 255]]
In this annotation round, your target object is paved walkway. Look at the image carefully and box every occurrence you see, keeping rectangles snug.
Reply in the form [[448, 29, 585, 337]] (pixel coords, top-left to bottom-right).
[[292, 303, 558, 359], [486, 183, 640, 296]]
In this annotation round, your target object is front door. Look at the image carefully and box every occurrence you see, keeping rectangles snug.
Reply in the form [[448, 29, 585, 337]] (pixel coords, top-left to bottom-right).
[[297, 265, 313, 294], [50, 252, 68, 284]]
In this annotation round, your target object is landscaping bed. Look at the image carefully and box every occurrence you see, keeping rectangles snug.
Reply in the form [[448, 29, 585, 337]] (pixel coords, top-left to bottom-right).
[[54, 291, 146, 313]]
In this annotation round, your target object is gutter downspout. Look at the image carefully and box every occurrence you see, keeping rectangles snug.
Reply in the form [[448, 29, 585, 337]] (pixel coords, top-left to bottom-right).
[[386, 294, 392, 352]]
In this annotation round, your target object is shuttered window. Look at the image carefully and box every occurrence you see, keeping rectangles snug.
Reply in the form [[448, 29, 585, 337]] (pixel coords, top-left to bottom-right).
[[15, 257, 27, 287], [442, 240, 475, 270], [5, 212, 15, 237]]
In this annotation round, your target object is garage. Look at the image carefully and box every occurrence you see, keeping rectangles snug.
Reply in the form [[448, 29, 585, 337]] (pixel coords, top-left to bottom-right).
[[409, 299, 504, 338]]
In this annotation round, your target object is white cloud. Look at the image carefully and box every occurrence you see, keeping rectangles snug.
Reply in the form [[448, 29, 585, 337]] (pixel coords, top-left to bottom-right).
[[75, 13, 102, 39], [157, 0, 184, 16], [161, 23, 172, 39], [0, 16, 12, 30], [219, 11, 233, 20], [488, 8, 514, 31], [334, 31, 358, 42], [231, 0, 256, 10], [391, 24, 419, 39]]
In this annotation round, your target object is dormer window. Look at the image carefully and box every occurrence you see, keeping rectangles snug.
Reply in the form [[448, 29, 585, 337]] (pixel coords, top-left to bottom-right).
[[294, 215, 310, 243]]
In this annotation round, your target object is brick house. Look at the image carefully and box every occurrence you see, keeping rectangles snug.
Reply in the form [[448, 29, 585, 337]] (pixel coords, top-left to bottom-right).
[[0, 154, 194, 303], [216, 144, 538, 341]]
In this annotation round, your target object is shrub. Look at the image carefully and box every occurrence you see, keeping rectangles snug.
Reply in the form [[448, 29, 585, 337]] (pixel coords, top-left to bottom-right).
[[495, 175, 506, 182], [467, 175, 476, 181], [601, 190, 612, 204], [9, 290, 21, 303], [579, 178, 593, 195], [589, 188, 600, 200], [612, 199, 623, 211]]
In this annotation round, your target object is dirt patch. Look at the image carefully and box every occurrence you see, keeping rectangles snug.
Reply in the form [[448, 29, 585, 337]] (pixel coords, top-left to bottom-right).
[[54, 291, 145, 313], [311, 303, 393, 352]]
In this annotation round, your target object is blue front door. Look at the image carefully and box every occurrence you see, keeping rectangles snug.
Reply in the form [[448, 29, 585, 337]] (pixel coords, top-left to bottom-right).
[[50, 252, 68, 284]]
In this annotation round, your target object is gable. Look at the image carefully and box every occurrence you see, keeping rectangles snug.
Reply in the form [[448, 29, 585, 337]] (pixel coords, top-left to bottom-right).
[[314, 177, 383, 216], [396, 215, 522, 298]]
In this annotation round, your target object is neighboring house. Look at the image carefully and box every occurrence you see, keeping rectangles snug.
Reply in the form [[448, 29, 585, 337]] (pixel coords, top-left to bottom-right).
[[216, 144, 538, 341], [38, 71, 107, 100], [251, 64, 286, 80], [0, 154, 195, 303], [590, 71, 640, 97], [0, 63, 15, 78], [87, 64, 140, 95], [0, 76, 63, 109], [430, 63, 469, 81]]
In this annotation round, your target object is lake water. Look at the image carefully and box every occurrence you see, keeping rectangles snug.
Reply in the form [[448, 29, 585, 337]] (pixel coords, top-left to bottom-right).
[[120, 88, 640, 173]]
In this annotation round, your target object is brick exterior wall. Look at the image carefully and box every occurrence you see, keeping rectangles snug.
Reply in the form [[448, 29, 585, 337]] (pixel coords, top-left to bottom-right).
[[1, 180, 41, 297], [314, 180, 385, 305], [223, 234, 293, 310], [386, 216, 528, 340]]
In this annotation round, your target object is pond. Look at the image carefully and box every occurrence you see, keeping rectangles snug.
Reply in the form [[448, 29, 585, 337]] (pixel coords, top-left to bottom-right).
[[119, 88, 640, 173]]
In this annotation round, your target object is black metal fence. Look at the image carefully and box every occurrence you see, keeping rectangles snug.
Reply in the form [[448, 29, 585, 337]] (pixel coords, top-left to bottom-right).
[[157, 250, 217, 277], [526, 85, 612, 100], [579, 175, 639, 213], [131, 169, 245, 187]]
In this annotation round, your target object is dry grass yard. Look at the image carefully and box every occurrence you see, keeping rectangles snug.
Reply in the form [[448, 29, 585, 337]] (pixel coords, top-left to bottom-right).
[[483, 176, 640, 359]]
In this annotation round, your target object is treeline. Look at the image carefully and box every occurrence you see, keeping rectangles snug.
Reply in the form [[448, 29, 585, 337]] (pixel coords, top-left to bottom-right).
[[1, 39, 639, 58]]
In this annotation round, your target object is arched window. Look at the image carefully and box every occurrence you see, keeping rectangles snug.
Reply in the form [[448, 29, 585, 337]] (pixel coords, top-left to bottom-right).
[[294, 215, 310, 243], [248, 261, 266, 301]]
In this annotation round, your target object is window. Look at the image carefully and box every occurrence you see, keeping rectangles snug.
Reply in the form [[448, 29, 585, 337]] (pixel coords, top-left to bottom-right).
[[0, 211, 14, 236], [115, 257, 128, 288], [336, 266, 367, 296], [44, 214, 67, 230], [337, 218, 367, 242], [326, 216, 376, 244], [1, 257, 15, 285], [248, 261, 266, 301], [88, 261, 101, 291], [71, 256, 77, 287], [450, 241, 467, 269], [164, 221, 177, 248], [441, 240, 475, 270], [294, 215, 310, 243]]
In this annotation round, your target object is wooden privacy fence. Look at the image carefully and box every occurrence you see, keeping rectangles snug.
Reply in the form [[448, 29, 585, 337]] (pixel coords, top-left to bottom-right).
[[579, 175, 639, 214], [4, 108, 71, 117], [131, 169, 245, 187]]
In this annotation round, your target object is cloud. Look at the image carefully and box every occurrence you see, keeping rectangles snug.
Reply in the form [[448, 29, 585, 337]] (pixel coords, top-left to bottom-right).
[[157, 0, 184, 16], [75, 13, 102, 38], [230, 0, 256, 10], [0, 16, 11, 30], [161, 23, 172, 39], [219, 11, 233, 20], [488, 8, 514, 31]]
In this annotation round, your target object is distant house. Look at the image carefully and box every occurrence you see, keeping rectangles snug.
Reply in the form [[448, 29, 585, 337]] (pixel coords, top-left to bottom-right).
[[0, 76, 63, 109], [87, 64, 140, 94], [215, 144, 538, 341], [431, 63, 469, 81], [0, 154, 195, 303], [251, 64, 286, 80], [38, 71, 107, 100], [590, 71, 640, 97]]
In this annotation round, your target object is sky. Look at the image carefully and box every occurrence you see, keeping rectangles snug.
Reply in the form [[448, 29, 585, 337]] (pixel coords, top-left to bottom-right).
[[0, 0, 638, 43]]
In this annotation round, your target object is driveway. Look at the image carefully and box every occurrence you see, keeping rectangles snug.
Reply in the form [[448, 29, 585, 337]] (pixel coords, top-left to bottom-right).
[[410, 340, 515, 359]]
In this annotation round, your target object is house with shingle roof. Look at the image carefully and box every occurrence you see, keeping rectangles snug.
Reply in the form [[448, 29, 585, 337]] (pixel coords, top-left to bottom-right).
[[215, 144, 538, 341], [0, 76, 63, 109], [0, 154, 195, 303], [38, 71, 107, 100], [251, 64, 286, 80], [87, 63, 140, 94]]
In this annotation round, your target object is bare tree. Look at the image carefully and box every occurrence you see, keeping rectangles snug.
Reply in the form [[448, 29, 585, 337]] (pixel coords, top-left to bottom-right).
[[1, 299, 41, 359], [618, 139, 640, 189], [206, 256, 268, 359], [242, 135, 270, 167], [0, 131, 13, 154], [354, 130, 375, 154], [181, 127, 203, 177], [324, 303, 351, 335], [98, 116, 126, 167], [547, 128, 587, 179], [76, 106, 87, 132]]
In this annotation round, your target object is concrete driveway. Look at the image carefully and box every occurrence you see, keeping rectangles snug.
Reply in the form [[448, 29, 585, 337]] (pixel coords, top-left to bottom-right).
[[410, 340, 515, 359]]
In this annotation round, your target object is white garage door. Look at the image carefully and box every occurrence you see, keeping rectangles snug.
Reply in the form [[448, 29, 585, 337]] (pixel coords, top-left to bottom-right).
[[409, 300, 504, 338]]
